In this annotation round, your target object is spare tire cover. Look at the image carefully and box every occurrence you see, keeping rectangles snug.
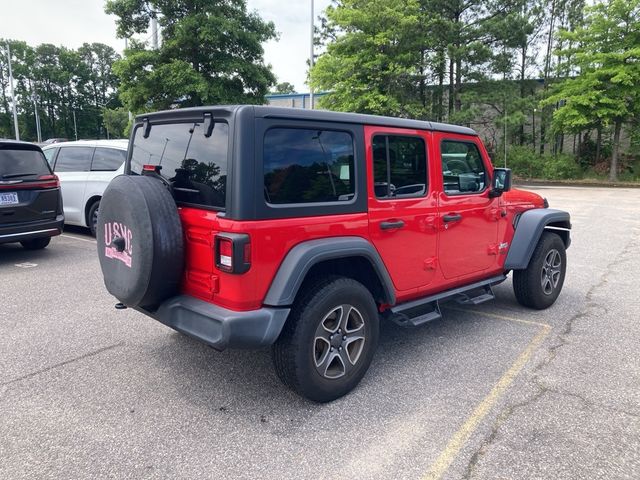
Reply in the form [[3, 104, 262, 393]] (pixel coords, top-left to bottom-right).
[[97, 175, 184, 309]]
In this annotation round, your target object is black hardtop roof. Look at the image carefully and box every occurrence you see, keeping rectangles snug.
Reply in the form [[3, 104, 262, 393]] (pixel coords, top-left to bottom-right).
[[0, 139, 43, 151], [137, 105, 477, 136]]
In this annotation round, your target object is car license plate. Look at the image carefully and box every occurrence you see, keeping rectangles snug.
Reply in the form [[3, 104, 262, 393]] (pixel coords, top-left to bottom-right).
[[0, 192, 19, 205]]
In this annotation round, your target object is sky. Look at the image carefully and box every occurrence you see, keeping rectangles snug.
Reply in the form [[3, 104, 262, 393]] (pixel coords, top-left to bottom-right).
[[0, 0, 332, 92]]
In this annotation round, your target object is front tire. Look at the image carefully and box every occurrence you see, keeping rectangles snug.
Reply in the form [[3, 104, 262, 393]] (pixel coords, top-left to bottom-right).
[[20, 237, 51, 250], [272, 277, 379, 402], [513, 232, 566, 309]]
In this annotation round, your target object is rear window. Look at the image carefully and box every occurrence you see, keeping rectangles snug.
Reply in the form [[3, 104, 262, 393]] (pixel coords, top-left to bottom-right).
[[92, 147, 126, 171], [130, 121, 229, 209], [0, 146, 51, 179], [263, 128, 355, 204]]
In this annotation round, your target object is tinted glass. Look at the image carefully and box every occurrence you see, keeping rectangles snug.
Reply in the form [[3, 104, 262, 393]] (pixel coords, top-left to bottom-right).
[[441, 141, 487, 194], [0, 147, 51, 179], [42, 148, 57, 166], [130, 122, 228, 209], [373, 135, 427, 198], [264, 128, 355, 204], [54, 147, 94, 172], [92, 147, 126, 171]]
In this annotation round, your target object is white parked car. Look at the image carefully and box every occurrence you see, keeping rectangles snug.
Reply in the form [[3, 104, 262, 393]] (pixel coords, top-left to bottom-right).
[[42, 140, 128, 236]]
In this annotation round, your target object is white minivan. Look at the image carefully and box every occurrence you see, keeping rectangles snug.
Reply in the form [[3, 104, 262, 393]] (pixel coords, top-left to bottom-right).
[[42, 140, 128, 236]]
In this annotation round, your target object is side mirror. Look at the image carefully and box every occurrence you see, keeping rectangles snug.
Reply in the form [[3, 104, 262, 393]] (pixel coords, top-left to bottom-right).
[[489, 168, 512, 198]]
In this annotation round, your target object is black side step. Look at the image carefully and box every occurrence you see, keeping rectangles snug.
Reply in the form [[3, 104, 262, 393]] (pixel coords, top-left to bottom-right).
[[386, 275, 505, 328], [388, 301, 442, 327], [455, 285, 495, 305]]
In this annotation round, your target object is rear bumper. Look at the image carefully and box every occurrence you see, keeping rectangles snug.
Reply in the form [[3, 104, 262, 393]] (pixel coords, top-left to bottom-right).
[[0, 214, 64, 244], [141, 295, 290, 351]]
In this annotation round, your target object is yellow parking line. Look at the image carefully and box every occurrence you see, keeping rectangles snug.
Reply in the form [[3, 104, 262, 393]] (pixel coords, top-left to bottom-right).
[[60, 234, 96, 244], [422, 322, 551, 480], [445, 306, 551, 329]]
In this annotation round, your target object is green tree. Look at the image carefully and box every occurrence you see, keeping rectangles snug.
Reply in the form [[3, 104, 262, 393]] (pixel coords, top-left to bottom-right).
[[0, 39, 119, 141], [105, 0, 277, 112], [310, 0, 425, 117], [542, 0, 640, 181], [103, 107, 129, 138], [273, 82, 296, 94]]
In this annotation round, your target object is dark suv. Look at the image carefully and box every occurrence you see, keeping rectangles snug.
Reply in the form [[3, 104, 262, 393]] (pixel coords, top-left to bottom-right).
[[0, 140, 64, 249], [97, 106, 570, 402]]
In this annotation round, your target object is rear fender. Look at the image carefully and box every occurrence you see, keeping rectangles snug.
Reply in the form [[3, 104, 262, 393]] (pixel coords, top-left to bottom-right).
[[505, 208, 571, 270], [263, 237, 395, 307]]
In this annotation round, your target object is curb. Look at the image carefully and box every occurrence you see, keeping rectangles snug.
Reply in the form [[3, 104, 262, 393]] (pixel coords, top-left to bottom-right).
[[514, 179, 640, 189]]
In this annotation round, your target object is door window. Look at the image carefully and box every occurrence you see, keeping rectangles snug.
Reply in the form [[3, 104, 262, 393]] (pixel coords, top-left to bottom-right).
[[42, 148, 57, 167], [54, 147, 94, 172], [91, 148, 126, 171], [372, 135, 427, 199], [441, 140, 487, 195]]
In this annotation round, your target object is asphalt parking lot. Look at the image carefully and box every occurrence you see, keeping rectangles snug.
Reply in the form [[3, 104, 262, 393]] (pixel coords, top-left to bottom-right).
[[1, 186, 639, 480]]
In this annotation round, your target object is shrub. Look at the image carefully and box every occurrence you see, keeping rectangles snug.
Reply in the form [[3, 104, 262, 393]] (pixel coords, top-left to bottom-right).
[[505, 146, 545, 179], [541, 153, 581, 179], [506, 146, 581, 180]]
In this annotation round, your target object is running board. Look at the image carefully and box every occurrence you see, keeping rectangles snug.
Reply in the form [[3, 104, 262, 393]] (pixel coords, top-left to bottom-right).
[[386, 275, 505, 328], [455, 285, 495, 305]]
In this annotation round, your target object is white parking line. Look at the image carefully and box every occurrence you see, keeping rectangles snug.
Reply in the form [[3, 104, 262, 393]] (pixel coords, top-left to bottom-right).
[[60, 234, 96, 244]]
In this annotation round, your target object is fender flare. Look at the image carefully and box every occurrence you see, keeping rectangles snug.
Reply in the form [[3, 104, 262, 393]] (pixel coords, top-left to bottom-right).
[[263, 236, 396, 307], [504, 208, 571, 270]]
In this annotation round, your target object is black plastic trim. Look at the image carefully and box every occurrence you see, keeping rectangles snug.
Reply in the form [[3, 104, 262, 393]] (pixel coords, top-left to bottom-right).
[[263, 236, 396, 306], [0, 214, 64, 244], [390, 275, 506, 314], [504, 208, 571, 270], [214, 232, 251, 274], [143, 295, 290, 351]]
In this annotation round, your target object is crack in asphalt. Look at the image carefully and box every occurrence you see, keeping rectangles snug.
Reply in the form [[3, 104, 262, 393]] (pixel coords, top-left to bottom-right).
[[0, 342, 124, 389], [462, 232, 640, 480]]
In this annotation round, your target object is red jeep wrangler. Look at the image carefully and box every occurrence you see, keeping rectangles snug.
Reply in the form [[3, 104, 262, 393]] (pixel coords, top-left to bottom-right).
[[97, 106, 570, 402]]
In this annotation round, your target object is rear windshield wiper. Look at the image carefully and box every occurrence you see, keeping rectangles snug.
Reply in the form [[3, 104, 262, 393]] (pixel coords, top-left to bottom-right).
[[1, 172, 39, 179]]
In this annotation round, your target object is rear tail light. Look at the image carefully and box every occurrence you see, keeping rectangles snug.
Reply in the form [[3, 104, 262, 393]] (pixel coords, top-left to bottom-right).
[[215, 233, 251, 274], [36, 174, 60, 189], [0, 174, 59, 190]]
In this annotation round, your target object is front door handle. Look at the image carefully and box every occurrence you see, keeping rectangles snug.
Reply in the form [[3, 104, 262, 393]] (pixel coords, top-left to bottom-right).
[[380, 220, 405, 230], [443, 213, 462, 223]]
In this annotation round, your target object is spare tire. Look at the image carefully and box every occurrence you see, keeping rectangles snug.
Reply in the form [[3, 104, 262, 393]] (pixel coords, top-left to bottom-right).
[[97, 175, 184, 310]]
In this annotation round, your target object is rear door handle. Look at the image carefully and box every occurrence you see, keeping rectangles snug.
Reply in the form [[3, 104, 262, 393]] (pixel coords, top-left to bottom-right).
[[443, 213, 462, 223], [380, 220, 405, 230]]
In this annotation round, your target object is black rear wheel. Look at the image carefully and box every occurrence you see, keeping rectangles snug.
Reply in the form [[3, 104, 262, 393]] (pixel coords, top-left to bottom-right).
[[513, 232, 566, 309], [272, 277, 379, 402], [20, 237, 51, 250], [88, 200, 100, 237]]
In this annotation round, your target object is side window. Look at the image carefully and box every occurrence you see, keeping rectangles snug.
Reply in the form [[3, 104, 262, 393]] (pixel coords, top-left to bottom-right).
[[43, 148, 57, 167], [372, 135, 427, 199], [263, 128, 355, 204], [54, 147, 94, 173], [441, 140, 487, 195], [91, 148, 126, 171]]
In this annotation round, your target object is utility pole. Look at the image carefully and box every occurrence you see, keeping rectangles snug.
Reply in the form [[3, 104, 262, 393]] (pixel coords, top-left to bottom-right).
[[72, 110, 78, 140], [309, 0, 314, 110], [5, 43, 20, 141], [151, 16, 159, 49], [32, 93, 42, 143]]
